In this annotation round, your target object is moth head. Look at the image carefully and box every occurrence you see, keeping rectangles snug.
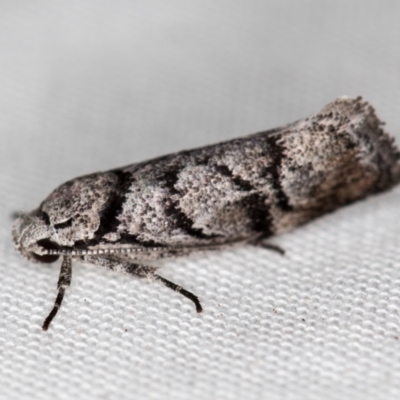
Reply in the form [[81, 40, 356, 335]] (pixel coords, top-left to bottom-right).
[[12, 172, 119, 262], [12, 210, 60, 263]]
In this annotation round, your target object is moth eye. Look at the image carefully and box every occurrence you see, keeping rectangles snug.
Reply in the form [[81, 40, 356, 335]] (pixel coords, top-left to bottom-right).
[[31, 253, 60, 263], [54, 218, 73, 229], [32, 239, 60, 263]]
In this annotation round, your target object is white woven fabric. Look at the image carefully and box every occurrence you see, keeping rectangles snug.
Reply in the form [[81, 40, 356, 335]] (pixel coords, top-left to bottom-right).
[[2, 1, 400, 399]]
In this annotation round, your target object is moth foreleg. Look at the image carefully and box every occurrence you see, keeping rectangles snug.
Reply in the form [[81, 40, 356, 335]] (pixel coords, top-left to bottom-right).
[[42, 256, 72, 331]]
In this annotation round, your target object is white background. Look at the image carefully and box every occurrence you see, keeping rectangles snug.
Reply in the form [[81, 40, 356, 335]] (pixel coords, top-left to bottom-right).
[[1, 1, 400, 399]]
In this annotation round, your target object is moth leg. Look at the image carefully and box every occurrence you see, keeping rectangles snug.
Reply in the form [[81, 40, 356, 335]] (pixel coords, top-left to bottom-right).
[[153, 274, 203, 313], [250, 236, 285, 255], [83, 255, 203, 313], [42, 256, 72, 331]]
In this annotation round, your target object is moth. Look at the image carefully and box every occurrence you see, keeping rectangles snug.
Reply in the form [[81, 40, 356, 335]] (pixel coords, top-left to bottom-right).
[[12, 96, 400, 330]]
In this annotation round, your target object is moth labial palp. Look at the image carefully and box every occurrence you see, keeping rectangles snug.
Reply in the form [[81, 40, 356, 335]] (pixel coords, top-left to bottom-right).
[[12, 96, 400, 330]]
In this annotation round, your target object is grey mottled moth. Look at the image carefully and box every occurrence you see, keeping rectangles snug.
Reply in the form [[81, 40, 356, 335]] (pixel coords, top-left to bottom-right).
[[12, 96, 400, 331]]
